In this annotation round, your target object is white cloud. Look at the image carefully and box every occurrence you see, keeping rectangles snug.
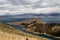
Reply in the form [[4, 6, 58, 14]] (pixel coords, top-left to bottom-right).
[[0, 0, 60, 15], [0, 4, 60, 15], [0, 0, 7, 2], [22, 0, 39, 4]]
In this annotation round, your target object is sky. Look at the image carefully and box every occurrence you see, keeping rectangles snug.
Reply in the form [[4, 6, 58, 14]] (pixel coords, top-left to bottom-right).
[[0, 0, 60, 15]]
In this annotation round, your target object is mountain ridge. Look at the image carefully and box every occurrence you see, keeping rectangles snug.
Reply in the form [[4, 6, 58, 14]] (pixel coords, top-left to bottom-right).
[[0, 13, 60, 17]]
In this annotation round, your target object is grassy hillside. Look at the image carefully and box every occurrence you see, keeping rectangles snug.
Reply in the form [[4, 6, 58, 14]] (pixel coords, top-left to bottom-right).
[[0, 23, 25, 36], [0, 23, 48, 40]]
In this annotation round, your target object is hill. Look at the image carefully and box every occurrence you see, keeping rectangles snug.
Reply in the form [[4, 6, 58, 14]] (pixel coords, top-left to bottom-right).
[[0, 23, 48, 40], [8, 18, 60, 38], [8, 18, 45, 33]]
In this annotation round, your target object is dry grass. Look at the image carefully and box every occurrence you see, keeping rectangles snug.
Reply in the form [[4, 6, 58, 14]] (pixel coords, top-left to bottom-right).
[[0, 23, 49, 40], [0, 30, 49, 40]]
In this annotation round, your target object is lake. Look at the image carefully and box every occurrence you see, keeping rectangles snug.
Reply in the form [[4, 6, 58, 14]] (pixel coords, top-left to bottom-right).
[[0, 17, 60, 23]]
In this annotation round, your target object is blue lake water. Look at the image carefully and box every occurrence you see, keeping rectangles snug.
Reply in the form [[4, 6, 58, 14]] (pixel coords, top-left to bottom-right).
[[0, 17, 60, 23]]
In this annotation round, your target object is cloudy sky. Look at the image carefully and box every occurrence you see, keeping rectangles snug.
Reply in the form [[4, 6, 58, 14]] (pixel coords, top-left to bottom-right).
[[0, 0, 60, 15]]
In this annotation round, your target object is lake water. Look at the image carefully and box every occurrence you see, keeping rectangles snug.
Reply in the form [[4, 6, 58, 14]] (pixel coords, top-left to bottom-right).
[[0, 17, 60, 23]]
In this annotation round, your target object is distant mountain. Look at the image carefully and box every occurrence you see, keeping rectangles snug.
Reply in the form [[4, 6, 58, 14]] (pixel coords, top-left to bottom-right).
[[48, 13, 60, 16], [0, 13, 60, 18]]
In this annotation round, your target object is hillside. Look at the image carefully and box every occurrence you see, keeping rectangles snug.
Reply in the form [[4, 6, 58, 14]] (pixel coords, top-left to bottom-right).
[[0, 23, 48, 40], [8, 18, 60, 38], [45, 23, 60, 37], [8, 18, 45, 33]]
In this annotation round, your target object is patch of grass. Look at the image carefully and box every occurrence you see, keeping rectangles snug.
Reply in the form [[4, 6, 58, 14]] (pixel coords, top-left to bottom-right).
[[0, 23, 48, 40]]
